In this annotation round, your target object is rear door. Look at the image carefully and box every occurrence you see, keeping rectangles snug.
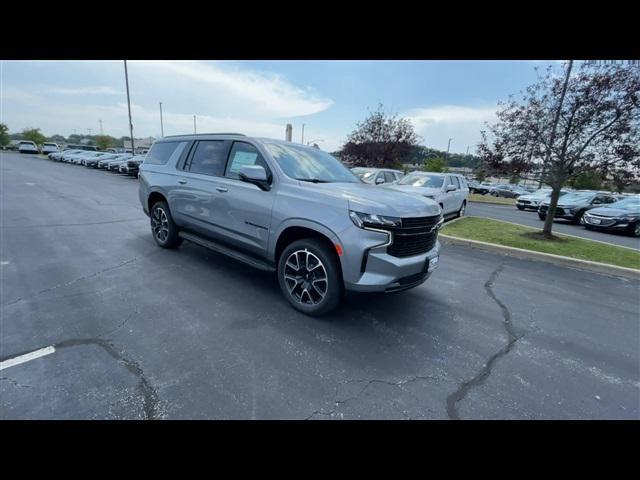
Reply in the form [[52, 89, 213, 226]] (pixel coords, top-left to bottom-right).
[[170, 140, 231, 240]]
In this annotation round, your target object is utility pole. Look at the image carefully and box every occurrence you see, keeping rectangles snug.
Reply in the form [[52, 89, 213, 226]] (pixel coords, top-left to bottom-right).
[[159, 102, 164, 137], [301, 124, 305, 144], [124, 60, 135, 153], [99, 120, 103, 135], [193, 115, 197, 134], [445, 138, 452, 166], [285, 124, 292, 142]]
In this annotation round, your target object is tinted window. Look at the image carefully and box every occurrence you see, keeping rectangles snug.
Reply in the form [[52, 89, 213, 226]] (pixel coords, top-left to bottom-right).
[[383, 172, 396, 183], [451, 176, 461, 189], [146, 141, 187, 166], [188, 141, 229, 176], [225, 142, 268, 180]]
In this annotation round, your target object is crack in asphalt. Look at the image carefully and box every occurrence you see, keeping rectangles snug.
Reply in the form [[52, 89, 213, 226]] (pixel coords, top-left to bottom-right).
[[446, 263, 523, 420], [305, 374, 441, 420], [1, 376, 33, 389], [1, 252, 157, 308], [98, 306, 139, 339], [54, 338, 161, 420]]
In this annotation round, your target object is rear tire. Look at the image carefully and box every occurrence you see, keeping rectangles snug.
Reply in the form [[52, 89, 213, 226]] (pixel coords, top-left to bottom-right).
[[457, 201, 466, 218], [538, 213, 546, 221], [631, 223, 640, 238], [517, 205, 525, 211], [150, 201, 182, 248], [277, 238, 343, 316]]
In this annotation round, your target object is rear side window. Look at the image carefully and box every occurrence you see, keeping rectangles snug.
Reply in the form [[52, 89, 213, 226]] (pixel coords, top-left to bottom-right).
[[225, 142, 268, 180], [146, 141, 187, 166], [188, 140, 230, 176], [383, 171, 396, 183]]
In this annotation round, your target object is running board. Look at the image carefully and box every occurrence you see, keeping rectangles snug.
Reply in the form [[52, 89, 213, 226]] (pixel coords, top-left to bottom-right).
[[178, 231, 276, 272]]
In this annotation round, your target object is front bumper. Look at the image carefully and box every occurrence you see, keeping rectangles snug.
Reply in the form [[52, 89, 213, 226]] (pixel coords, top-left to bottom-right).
[[582, 213, 634, 231], [339, 223, 441, 293]]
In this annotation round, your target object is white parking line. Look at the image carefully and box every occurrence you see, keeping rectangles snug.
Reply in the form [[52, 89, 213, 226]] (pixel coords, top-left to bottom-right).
[[0, 346, 56, 371]]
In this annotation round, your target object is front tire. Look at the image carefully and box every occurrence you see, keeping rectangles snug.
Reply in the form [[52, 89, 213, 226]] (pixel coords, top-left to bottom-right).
[[277, 238, 343, 316], [631, 223, 640, 238], [517, 205, 525, 211], [538, 213, 546, 221], [150, 201, 182, 248]]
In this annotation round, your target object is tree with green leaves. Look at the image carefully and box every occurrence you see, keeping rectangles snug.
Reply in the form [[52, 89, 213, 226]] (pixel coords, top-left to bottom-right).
[[96, 135, 113, 150], [21, 127, 47, 147], [422, 157, 448, 173], [0, 123, 10, 148]]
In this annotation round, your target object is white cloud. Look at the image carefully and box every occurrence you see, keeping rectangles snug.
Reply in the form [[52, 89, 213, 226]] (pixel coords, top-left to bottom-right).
[[404, 105, 498, 153], [46, 86, 122, 96], [131, 61, 333, 118]]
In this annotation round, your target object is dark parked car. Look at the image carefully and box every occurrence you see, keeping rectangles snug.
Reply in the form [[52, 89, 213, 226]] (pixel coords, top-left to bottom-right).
[[125, 155, 145, 176], [467, 180, 490, 195], [538, 192, 618, 224], [581, 197, 640, 237]]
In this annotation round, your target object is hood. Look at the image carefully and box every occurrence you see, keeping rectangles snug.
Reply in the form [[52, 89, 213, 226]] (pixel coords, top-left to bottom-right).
[[518, 194, 547, 202], [587, 206, 639, 218], [309, 182, 440, 217]]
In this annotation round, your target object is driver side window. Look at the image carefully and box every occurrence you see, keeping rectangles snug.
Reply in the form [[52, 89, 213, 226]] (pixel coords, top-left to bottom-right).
[[225, 142, 269, 180]]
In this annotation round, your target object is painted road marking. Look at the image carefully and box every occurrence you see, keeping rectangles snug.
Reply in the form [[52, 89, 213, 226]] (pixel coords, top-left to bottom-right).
[[1, 261, 9, 266], [25, 182, 36, 186], [0, 346, 56, 371]]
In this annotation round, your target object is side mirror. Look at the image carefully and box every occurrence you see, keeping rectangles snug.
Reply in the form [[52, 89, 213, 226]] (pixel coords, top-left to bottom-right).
[[375, 177, 385, 185], [446, 185, 457, 192], [238, 165, 270, 191]]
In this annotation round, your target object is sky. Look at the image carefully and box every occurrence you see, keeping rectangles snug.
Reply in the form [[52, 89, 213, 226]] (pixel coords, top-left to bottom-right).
[[0, 60, 561, 154]]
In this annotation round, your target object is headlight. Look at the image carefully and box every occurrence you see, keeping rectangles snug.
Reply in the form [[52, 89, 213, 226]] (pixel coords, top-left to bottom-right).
[[349, 211, 401, 229]]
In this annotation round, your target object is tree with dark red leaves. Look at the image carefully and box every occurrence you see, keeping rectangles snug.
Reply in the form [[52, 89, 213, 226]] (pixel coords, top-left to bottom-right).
[[341, 104, 420, 169], [479, 61, 640, 238]]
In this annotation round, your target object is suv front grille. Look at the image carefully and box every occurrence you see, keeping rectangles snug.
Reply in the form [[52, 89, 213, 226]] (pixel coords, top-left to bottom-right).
[[383, 215, 441, 258]]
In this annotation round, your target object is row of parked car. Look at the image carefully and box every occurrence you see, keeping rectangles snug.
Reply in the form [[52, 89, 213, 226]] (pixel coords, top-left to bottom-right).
[[46, 148, 146, 176], [514, 188, 640, 237]]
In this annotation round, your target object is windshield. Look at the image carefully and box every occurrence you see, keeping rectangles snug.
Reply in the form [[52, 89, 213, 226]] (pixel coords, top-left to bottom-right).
[[264, 142, 359, 183], [397, 173, 444, 188], [558, 193, 594, 204], [352, 169, 378, 182], [607, 198, 640, 211]]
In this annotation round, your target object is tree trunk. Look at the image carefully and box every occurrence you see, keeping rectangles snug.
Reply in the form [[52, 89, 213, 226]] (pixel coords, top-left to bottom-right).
[[539, 60, 573, 238], [542, 184, 563, 238]]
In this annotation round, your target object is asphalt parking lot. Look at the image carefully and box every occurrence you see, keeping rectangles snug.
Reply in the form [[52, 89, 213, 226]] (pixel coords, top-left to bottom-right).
[[467, 201, 640, 250], [1, 152, 639, 419]]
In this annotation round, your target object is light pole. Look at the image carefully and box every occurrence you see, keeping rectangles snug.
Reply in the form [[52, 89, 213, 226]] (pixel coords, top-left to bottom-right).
[[301, 124, 305, 144], [193, 115, 197, 134], [159, 102, 164, 137], [445, 138, 452, 167], [99, 120, 103, 135], [124, 60, 135, 153]]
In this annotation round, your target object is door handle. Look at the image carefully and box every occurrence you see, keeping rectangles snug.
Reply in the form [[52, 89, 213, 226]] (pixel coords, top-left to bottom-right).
[[178, 179, 187, 185], [216, 187, 228, 193]]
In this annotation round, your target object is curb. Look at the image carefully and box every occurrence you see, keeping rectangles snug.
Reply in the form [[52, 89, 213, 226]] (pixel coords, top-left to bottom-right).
[[457, 215, 640, 252], [439, 234, 640, 280], [468, 199, 517, 207]]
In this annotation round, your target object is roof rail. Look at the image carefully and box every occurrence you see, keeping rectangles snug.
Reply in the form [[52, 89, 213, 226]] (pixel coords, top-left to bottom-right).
[[162, 133, 246, 138]]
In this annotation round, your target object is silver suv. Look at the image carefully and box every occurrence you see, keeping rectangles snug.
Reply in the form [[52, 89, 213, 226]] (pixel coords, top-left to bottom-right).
[[139, 134, 442, 315]]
